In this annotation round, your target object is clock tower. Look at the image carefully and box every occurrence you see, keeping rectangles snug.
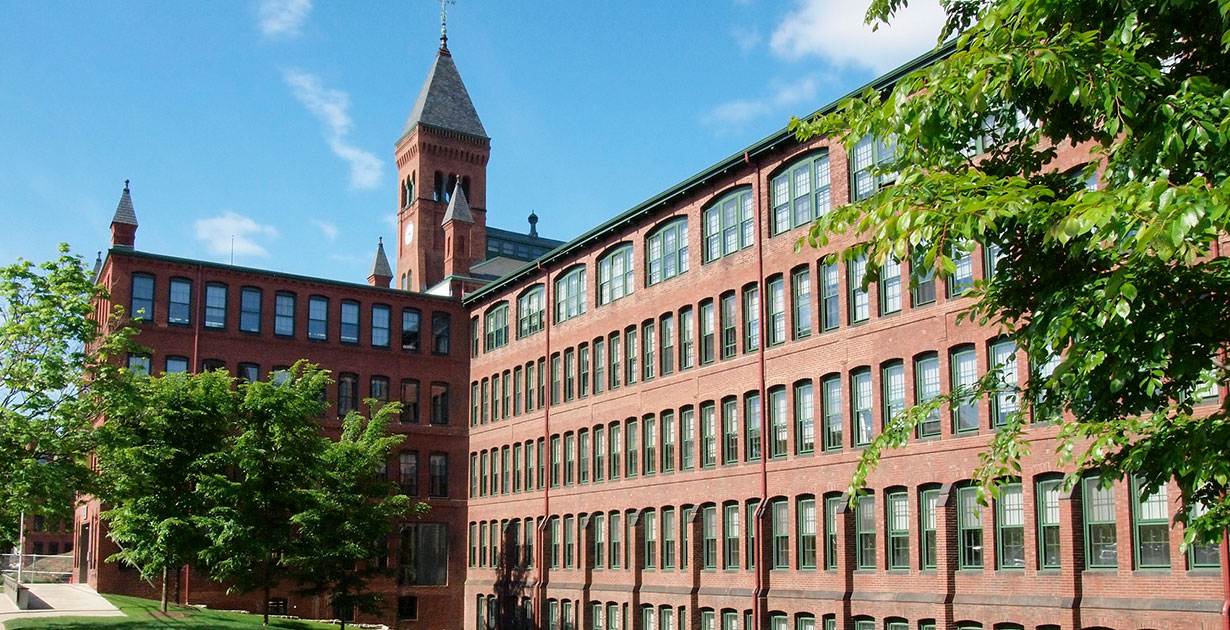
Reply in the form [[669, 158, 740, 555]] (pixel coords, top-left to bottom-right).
[[394, 33, 489, 292]]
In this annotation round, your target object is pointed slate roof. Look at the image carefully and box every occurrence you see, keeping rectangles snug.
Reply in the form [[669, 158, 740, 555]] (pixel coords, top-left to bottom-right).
[[401, 47, 488, 140], [111, 181, 137, 226], [369, 237, 393, 278], [441, 182, 474, 224]]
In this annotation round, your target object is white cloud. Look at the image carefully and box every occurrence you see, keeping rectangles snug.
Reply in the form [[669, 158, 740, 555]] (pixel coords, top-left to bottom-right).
[[310, 218, 339, 241], [194, 212, 278, 258], [770, 0, 947, 74], [701, 76, 819, 128], [283, 69, 384, 190], [731, 25, 762, 53], [258, 0, 312, 38]]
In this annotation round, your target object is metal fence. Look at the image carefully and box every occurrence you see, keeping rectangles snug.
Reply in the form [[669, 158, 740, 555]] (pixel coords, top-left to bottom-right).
[[0, 554, 73, 584]]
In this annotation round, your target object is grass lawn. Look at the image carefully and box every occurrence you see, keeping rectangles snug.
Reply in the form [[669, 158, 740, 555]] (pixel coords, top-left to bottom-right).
[[3, 593, 341, 629]]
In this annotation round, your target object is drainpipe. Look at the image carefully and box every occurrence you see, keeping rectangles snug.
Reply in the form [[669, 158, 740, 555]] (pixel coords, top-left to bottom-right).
[[537, 261, 552, 622], [748, 150, 770, 630], [191, 265, 203, 372]]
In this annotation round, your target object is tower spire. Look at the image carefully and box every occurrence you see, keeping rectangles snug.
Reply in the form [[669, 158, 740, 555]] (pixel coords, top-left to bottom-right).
[[438, 0, 456, 50]]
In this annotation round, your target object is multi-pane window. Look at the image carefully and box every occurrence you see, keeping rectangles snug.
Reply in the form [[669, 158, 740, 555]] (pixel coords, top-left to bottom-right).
[[598, 244, 634, 305], [766, 276, 786, 346], [952, 347, 979, 433], [744, 392, 762, 461], [998, 483, 1026, 569], [957, 487, 983, 568], [400, 451, 418, 496], [564, 433, 576, 486], [856, 495, 876, 569], [990, 339, 1019, 426], [887, 492, 909, 569], [240, 287, 262, 333], [593, 513, 605, 568], [564, 515, 576, 567], [680, 407, 695, 470], [702, 505, 718, 568], [660, 313, 675, 375], [610, 423, 622, 479], [168, 278, 191, 325], [338, 373, 359, 416], [772, 500, 790, 569], [607, 512, 622, 569], [647, 218, 689, 285], [915, 354, 942, 437], [721, 398, 738, 464], [370, 376, 389, 405], [165, 356, 189, 374], [308, 296, 328, 339], [401, 309, 421, 351], [518, 285, 545, 338], [610, 333, 622, 389], [879, 257, 902, 315], [372, 305, 391, 347], [594, 339, 606, 395], [1036, 479, 1061, 569], [1084, 478, 1118, 567], [746, 501, 757, 570], [1189, 502, 1221, 568], [430, 383, 449, 425], [642, 320, 656, 380], [825, 496, 841, 570], [642, 417, 656, 475], [340, 300, 360, 343], [821, 263, 840, 331], [484, 303, 509, 351], [564, 348, 576, 401], [852, 370, 873, 446], [792, 267, 812, 338], [643, 509, 657, 568], [661, 411, 676, 473], [798, 497, 817, 569], [399, 523, 448, 585], [768, 387, 788, 458], [743, 285, 760, 352], [948, 240, 975, 297], [662, 508, 676, 568], [700, 300, 715, 364], [205, 283, 227, 328], [127, 354, 151, 376], [578, 344, 590, 398], [771, 153, 831, 234], [625, 327, 638, 384], [1133, 478, 1171, 568], [850, 134, 897, 201], [700, 403, 717, 468], [703, 188, 754, 263], [848, 255, 869, 323], [911, 250, 937, 306], [680, 307, 695, 370], [432, 312, 450, 354], [822, 376, 843, 451], [882, 362, 905, 429], [273, 292, 294, 336], [723, 503, 740, 569], [920, 489, 939, 569], [719, 292, 738, 359], [555, 266, 586, 323], [429, 453, 448, 497], [131, 273, 154, 320], [795, 381, 815, 454]]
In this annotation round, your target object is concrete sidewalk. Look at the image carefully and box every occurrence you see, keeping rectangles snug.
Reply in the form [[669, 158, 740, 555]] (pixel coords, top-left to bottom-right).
[[0, 583, 125, 626]]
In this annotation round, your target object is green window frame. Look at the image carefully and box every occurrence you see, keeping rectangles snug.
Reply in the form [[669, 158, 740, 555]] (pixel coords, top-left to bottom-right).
[[997, 483, 1026, 569], [563, 433, 575, 486], [798, 497, 817, 569], [720, 292, 737, 359], [700, 299, 715, 364], [484, 302, 509, 351], [989, 339, 1019, 427], [951, 346, 979, 433], [646, 217, 689, 286], [700, 403, 717, 468], [852, 369, 873, 446], [958, 486, 984, 569], [593, 426, 606, 483], [882, 362, 905, 428], [1036, 479, 1061, 569], [850, 134, 896, 201], [746, 500, 758, 570], [662, 507, 676, 569], [856, 495, 875, 569], [796, 614, 816, 630], [702, 188, 754, 263], [921, 488, 938, 569], [564, 348, 575, 402], [878, 257, 902, 315], [1133, 477, 1171, 568], [887, 491, 909, 569], [768, 386, 788, 459], [771, 152, 831, 234], [578, 343, 590, 398], [915, 354, 942, 438], [550, 354, 561, 405], [610, 512, 622, 568], [682, 507, 693, 568], [821, 263, 840, 330], [609, 422, 621, 479], [772, 499, 790, 569], [822, 375, 843, 451], [564, 515, 575, 568], [594, 338, 606, 395], [549, 517, 560, 568], [947, 240, 975, 297], [625, 418, 638, 479], [723, 502, 740, 570], [643, 509, 657, 569], [825, 496, 840, 570], [679, 306, 695, 370], [848, 254, 869, 323], [593, 513, 605, 568], [743, 284, 760, 352], [643, 415, 656, 476], [795, 381, 815, 455], [1189, 501, 1221, 568], [792, 266, 812, 338], [598, 244, 633, 306], [642, 320, 656, 380], [911, 249, 936, 306], [744, 391, 762, 461], [609, 333, 622, 390], [660, 313, 675, 375], [554, 266, 586, 324], [517, 285, 545, 338], [702, 505, 718, 569], [721, 397, 738, 464], [767, 275, 786, 346], [625, 326, 638, 384], [1084, 478, 1118, 568], [661, 410, 676, 473], [550, 436, 561, 488], [680, 407, 695, 470]]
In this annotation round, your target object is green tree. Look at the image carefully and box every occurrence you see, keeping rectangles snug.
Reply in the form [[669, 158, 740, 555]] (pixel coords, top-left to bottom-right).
[[199, 361, 331, 626], [0, 244, 133, 542], [794, 0, 1230, 545], [97, 369, 235, 612], [286, 401, 425, 629]]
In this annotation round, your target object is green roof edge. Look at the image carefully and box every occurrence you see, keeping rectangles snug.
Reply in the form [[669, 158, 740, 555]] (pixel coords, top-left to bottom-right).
[[463, 39, 955, 308]]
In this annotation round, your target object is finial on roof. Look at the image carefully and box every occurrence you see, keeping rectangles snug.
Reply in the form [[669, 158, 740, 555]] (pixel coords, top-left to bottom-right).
[[441, 181, 474, 224], [92, 251, 103, 282], [438, 0, 456, 50], [124, 179, 130, 191], [528, 211, 539, 237]]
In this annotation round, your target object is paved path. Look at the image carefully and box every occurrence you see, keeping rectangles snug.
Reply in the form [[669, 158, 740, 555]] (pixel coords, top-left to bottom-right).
[[0, 583, 125, 626]]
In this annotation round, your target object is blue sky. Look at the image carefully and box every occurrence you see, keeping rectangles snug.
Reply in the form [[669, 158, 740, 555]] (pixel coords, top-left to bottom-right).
[[0, 0, 945, 283]]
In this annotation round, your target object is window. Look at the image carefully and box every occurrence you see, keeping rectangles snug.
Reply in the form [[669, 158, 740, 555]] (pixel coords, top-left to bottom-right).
[[1133, 478, 1170, 568], [205, 283, 227, 328], [703, 188, 754, 262], [625, 418, 638, 478], [578, 429, 590, 484], [822, 376, 843, 451], [825, 496, 840, 570], [990, 339, 1018, 426], [887, 492, 909, 569], [338, 373, 359, 416], [767, 387, 788, 458], [856, 495, 875, 569], [399, 523, 448, 585], [565, 515, 576, 567], [1036, 479, 1061, 569], [820, 262, 840, 330], [720, 292, 737, 359], [662, 508, 676, 568], [882, 362, 905, 432], [370, 304, 391, 348], [551, 435, 562, 487], [564, 348, 576, 401], [369, 376, 390, 405], [948, 240, 975, 297], [593, 425, 606, 482], [168, 278, 191, 325], [593, 513, 606, 568], [911, 249, 936, 306], [643, 509, 657, 568], [515, 285, 545, 338], [958, 486, 983, 568], [165, 356, 189, 374], [766, 276, 786, 346], [625, 327, 638, 384], [598, 244, 634, 305], [700, 403, 717, 468], [594, 339, 606, 394], [770, 500, 790, 569], [723, 503, 740, 569], [127, 354, 151, 376], [240, 287, 262, 333], [661, 410, 676, 472], [555, 266, 587, 323], [400, 451, 418, 496], [791, 267, 812, 338], [744, 392, 761, 461], [852, 369, 873, 446], [643, 416, 656, 475], [642, 320, 656, 380], [771, 153, 831, 234], [879, 257, 901, 315], [272, 292, 294, 336], [848, 254, 869, 323], [798, 497, 817, 569], [431, 383, 449, 425], [610, 512, 622, 568], [952, 347, 979, 433], [647, 218, 689, 285], [680, 307, 695, 370], [131, 273, 154, 320], [700, 300, 715, 364], [610, 422, 622, 479], [702, 505, 718, 568], [484, 303, 509, 350], [429, 453, 448, 497], [1189, 502, 1221, 568], [660, 313, 675, 375], [742, 284, 760, 352], [718, 398, 737, 464], [432, 312, 450, 354], [998, 483, 1025, 569], [921, 488, 939, 569], [680, 407, 695, 470], [746, 500, 757, 570], [915, 354, 942, 437], [400, 308, 420, 351], [850, 133, 896, 201], [796, 614, 816, 630], [564, 433, 576, 486]]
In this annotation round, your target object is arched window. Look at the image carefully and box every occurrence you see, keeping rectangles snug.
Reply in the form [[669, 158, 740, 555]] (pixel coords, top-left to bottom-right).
[[518, 285, 545, 338], [598, 244, 634, 305], [850, 134, 897, 201], [646, 217, 689, 285], [771, 151, 831, 235], [702, 187, 754, 263], [555, 266, 587, 323], [433, 171, 444, 201], [484, 302, 509, 351]]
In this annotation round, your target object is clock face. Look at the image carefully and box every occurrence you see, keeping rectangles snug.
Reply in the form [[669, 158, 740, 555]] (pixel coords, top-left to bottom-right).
[[403, 223, 415, 246]]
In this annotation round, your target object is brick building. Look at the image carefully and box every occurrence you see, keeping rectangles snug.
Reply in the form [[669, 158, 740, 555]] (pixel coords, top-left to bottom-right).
[[74, 33, 1228, 630]]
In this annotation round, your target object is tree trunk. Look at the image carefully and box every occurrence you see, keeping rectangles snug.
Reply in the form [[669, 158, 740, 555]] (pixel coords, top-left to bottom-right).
[[263, 580, 271, 626], [161, 566, 169, 613]]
